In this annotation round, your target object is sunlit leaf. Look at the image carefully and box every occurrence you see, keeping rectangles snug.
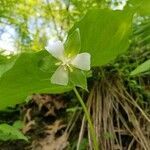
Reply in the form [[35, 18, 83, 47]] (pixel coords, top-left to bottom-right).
[[0, 51, 72, 110], [70, 9, 133, 66]]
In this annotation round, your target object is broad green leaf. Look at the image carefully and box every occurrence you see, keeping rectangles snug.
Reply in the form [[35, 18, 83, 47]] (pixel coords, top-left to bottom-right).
[[70, 9, 133, 66], [0, 50, 88, 109], [0, 123, 28, 141], [64, 28, 81, 57], [0, 51, 72, 110], [130, 59, 150, 76], [128, 0, 150, 15]]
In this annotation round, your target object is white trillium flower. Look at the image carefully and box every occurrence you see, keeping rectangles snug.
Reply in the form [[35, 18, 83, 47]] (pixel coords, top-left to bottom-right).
[[45, 40, 91, 86]]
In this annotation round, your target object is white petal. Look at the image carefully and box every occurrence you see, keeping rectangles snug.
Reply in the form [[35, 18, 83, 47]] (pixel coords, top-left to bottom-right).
[[71, 53, 91, 71], [45, 40, 65, 60], [51, 66, 69, 85]]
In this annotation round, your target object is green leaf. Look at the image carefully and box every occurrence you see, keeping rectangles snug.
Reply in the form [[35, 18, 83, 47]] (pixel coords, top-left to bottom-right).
[[0, 51, 72, 110], [13, 120, 24, 130], [0, 124, 28, 141], [128, 0, 150, 15], [64, 28, 81, 57], [70, 9, 133, 66], [0, 56, 16, 78], [0, 50, 88, 109], [70, 68, 87, 90], [39, 55, 58, 74], [130, 59, 150, 76]]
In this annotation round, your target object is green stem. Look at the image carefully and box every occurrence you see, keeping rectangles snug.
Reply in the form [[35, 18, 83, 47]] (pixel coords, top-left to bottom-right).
[[73, 87, 99, 150]]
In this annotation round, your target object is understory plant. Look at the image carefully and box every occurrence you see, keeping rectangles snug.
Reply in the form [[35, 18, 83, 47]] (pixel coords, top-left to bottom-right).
[[45, 29, 99, 150], [0, 1, 150, 149]]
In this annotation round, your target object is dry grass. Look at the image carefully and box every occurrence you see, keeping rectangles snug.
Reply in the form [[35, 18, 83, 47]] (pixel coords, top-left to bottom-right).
[[77, 75, 150, 150]]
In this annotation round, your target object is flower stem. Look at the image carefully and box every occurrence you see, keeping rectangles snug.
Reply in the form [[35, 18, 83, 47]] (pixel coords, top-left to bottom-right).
[[73, 87, 99, 150]]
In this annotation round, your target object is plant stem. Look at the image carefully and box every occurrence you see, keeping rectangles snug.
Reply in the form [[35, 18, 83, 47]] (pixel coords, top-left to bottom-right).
[[73, 87, 99, 150]]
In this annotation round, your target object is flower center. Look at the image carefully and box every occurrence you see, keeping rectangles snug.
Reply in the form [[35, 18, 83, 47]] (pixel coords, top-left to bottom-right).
[[55, 57, 73, 72]]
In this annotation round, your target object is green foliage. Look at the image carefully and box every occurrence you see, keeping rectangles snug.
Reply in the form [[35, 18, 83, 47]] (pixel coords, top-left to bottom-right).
[[70, 68, 87, 90], [128, 0, 150, 15], [77, 138, 88, 150], [0, 8, 135, 109], [71, 138, 88, 150], [71, 9, 133, 66], [65, 29, 81, 57], [64, 29, 87, 89], [13, 120, 24, 130], [131, 59, 150, 76], [0, 2, 148, 111], [0, 51, 73, 109], [0, 29, 88, 109], [133, 18, 150, 47], [0, 0, 149, 148], [0, 123, 27, 141], [0, 56, 16, 78]]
